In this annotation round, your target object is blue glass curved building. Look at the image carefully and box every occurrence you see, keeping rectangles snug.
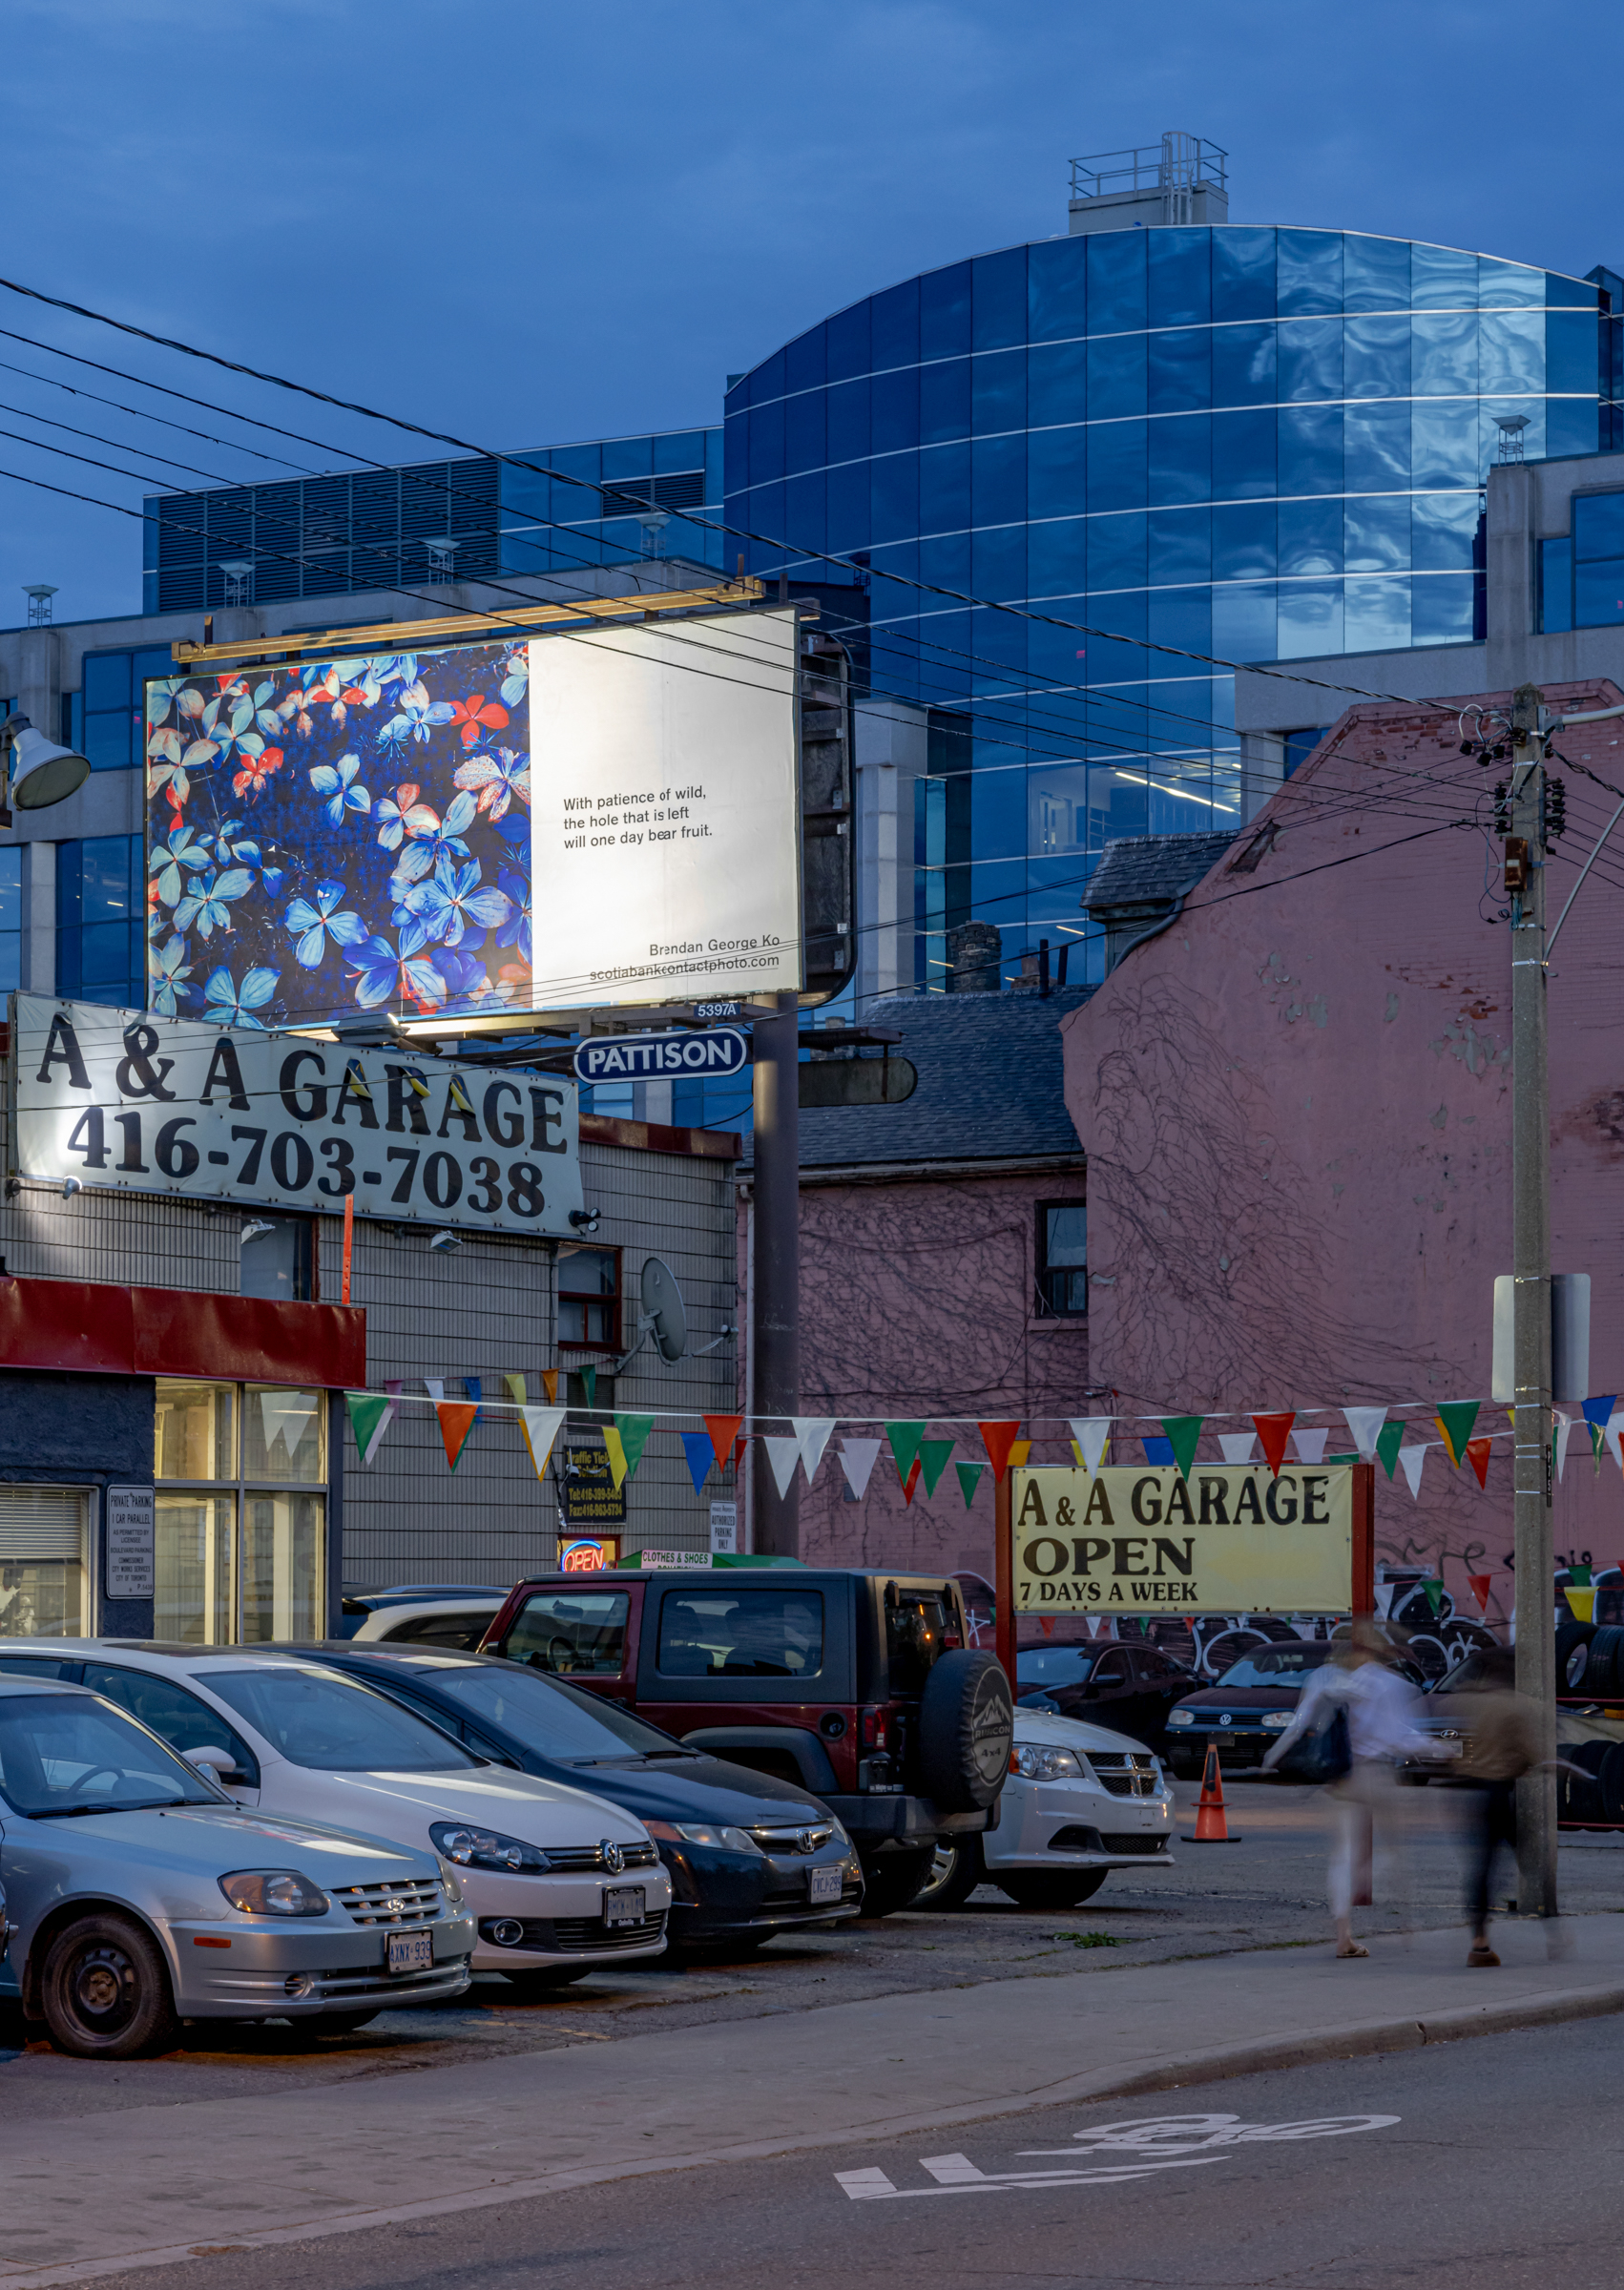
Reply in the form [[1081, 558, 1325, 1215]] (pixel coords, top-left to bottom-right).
[[724, 224, 1604, 985]]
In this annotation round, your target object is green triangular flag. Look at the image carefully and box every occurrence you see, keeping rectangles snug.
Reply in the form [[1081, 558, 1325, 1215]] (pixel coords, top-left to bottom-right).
[[1423, 1578, 1443, 1614], [955, 1461, 986, 1509], [918, 1438, 955, 1498], [1375, 1420, 1404, 1479], [344, 1390, 391, 1468], [1434, 1401, 1480, 1468], [1570, 1560, 1593, 1588], [1159, 1415, 1204, 1483], [614, 1414, 656, 1478], [580, 1363, 596, 1409], [886, 1422, 927, 1486], [1327, 1452, 1359, 1465]]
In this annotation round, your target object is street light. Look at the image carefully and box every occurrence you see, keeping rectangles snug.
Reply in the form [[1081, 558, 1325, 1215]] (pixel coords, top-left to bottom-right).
[[0, 713, 90, 812]]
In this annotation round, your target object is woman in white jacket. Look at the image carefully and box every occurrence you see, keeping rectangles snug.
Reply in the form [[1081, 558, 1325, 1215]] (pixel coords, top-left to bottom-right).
[[1263, 1621, 1432, 1958]]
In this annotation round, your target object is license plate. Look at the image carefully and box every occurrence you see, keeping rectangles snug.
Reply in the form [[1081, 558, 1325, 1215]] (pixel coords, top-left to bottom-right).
[[807, 1865, 843, 1905], [386, 1929, 433, 1976], [604, 1885, 645, 1928]]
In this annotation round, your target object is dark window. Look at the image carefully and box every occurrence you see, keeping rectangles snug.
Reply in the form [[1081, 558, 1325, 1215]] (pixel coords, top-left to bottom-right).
[[1036, 1200, 1087, 1317], [1282, 728, 1332, 778], [207, 1666, 477, 1771], [656, 1589, 824, 1679], [376, 1609, 498, 1649], [1092, 1652, 1130, 1688], [413, 1661, 680, 1759], [506, 1591, 631, 1676], [1016, 1647, 1095, 1688], [886, 1589, 951, 1697], [80, 1662, 260, 1781], [56, 836, 143, 1007], [558, 1245, 621, 1351], [239, 1215, 316, 1302]]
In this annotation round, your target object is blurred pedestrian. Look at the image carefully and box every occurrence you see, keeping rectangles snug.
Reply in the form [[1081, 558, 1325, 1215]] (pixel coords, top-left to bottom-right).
[[1263, 1620, 1431, 1959], [1445, 1646, 1542, 1967]]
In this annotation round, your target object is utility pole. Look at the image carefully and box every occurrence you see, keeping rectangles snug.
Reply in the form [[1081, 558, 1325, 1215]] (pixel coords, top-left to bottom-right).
[[1507, 679, 1556, 1918], [750, 991, 800, 1555]]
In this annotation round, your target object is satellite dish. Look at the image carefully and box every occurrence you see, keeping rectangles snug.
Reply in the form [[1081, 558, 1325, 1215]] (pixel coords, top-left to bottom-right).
[[641, 1257, 688, 1362]]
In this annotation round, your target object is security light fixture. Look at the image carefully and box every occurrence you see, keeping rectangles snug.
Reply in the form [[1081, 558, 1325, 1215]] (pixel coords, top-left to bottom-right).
[[569, 1208, 601, 1234], [240, 1218, 276, 1244], [427, 1230, 462, 1253], [60, 1176, 81, 1200], [0, 713, 90, 812]]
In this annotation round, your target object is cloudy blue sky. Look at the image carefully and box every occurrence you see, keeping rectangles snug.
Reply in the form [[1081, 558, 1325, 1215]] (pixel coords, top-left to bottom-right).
[[3, 0, 1620, 625]]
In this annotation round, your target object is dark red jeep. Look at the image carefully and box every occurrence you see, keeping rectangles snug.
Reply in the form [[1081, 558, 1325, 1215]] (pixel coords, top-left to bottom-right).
[[480, 1568, 1013, 1914]]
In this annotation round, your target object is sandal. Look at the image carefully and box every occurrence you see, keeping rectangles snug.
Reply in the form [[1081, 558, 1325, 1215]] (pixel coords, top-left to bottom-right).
[[1336, 1941, 1369, 1958]]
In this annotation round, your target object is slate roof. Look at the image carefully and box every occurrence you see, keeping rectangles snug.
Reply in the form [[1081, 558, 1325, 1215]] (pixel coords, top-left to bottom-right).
[[1082, 831, 1238, 912], [774, 988, 1093, 1173]]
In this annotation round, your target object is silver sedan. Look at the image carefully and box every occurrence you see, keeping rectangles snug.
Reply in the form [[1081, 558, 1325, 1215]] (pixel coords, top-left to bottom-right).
[[0, 1676, 474, 2057]]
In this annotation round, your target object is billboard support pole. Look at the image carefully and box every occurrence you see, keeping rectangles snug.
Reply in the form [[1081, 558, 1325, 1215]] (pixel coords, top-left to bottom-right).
[[995, 1468, 1015, 1691], [751, 990, 800, 1556], [1352, 1462, 1375, 1616]]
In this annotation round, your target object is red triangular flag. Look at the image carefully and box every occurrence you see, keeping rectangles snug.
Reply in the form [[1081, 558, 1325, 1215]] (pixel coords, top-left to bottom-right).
[[731, 1434, 747, 1472], [901, 1455, 923, 1507], [435, 1402, 478, 1471], [1464, 1436, 1492, 1490], [1468, 1572, 1493, 1614], [1252, 1412, 1296, 1479], [704, 1414, 743, 1471], [978, 1421, 1022, 1477]]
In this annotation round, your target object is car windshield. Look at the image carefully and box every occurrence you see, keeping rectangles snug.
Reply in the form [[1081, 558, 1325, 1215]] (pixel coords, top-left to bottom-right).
[[1016, 1648, 1095, 1687], [0, 1693, 220, 1817], [397, 1661, 688, 1762], [207, 1668, 481, 1773], [1213, 1647, 1332, 1689]]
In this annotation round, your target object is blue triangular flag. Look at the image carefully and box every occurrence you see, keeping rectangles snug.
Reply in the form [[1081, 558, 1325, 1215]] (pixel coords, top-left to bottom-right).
[[680, 1432, 714, 1496], [464, 1375, 482, 1425], [1583, 1395, 1616, 1433], [1141, 1435, 1175, 1465]]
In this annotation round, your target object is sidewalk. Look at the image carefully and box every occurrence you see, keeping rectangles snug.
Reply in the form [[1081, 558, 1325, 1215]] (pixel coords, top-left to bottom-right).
[[10, 1913, 1624, 2288]]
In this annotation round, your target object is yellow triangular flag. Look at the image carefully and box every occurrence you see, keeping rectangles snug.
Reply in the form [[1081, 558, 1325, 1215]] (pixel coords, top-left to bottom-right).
[[1009, 1440, 1032, 1468], [1071, 1440, 1084, 1468], [519, 1406, 566, 1481], [602, 1424, 628, 1490], [504, 1372, 527, 1405], [1567, 1586, 1596, 1623]]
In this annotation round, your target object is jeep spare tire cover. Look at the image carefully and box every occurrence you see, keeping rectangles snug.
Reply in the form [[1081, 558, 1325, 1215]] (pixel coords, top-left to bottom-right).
[[918, 1650, 1013, 1812]]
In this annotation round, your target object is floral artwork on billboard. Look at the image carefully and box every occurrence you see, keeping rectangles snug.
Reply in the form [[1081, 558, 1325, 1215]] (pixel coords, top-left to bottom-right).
[[144, 638, 531, 1029]]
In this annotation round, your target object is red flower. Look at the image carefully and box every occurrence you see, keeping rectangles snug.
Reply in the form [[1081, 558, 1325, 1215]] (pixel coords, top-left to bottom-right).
[[234, 745, 284, 800], [448, 696, 509, 747]]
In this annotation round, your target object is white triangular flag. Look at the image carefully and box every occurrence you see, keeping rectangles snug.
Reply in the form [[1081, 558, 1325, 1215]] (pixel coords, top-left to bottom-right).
[[1343, 1406, 1386, 1464], [1555, 1411, 1574, 1483], [1373, 1581, 1396, 1619], [764, 1437, 802, 1498], [1291, 1426, 1329, 1465], [1607, 1411, 1624, 1473], [425, 1377, 445, 1402], [518, 1406, 567, 1479], [1218, 1431, 1257, 1465], [839, 1438, 882, 1498], [1069, 1417, 1113, 1474], [1398, 1445, 1426, 1499], [260, 1388, 318, 1460], [792, 1417, 836, 1485]]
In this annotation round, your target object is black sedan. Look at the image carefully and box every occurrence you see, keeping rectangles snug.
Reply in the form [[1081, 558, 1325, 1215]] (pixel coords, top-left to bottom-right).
[[288, 1643, 864, 1952], [1016, 1640, 1196, 1751], [1162, 1640, 1335, 1777]]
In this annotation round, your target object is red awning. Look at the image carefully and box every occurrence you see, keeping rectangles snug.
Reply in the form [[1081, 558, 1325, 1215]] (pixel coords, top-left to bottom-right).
[[0, 1277, 364, 1388]]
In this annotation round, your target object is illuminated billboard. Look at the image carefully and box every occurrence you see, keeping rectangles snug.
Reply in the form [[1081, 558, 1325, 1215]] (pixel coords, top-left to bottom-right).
[[144, 607, 802, 1029]]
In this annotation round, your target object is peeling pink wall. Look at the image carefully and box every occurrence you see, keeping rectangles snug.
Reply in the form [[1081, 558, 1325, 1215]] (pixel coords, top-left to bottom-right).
[[744, 1171, 1088, 1574], [1063, 681, 1624, 1618]]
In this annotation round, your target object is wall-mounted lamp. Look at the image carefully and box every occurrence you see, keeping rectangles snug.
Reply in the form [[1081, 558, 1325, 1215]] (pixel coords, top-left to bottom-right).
[[427, 1230, 462, 1253], [0, 712, 90, 818], [240, 1218, 276, 1244], [569, 1208, 602, 1234], [61, 1177, 81, 1201]]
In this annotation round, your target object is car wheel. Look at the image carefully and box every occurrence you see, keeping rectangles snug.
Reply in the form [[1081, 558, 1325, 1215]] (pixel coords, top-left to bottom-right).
[[995, 1870, 1110, 1911], [859, 1849, 936, 1917], [40, 1912, 178, 2060], [908, 1838, 985, 1912], [1555, 1620, 1596, 1693], [502, 1966, 593, 1993]]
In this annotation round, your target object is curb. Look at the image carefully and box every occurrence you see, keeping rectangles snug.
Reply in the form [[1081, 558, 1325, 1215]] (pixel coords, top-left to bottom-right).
[[3, 1976, 1621, 2290]]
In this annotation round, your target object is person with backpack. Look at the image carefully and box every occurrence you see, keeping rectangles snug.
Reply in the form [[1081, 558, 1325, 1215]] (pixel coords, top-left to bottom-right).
[[1261, 1621, 1431, 1959]]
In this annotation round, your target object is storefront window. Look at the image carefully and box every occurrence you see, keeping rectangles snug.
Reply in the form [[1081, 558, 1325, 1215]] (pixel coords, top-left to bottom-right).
[[0, 1488, 89, 1637], [154, 1380, 325, 1643]]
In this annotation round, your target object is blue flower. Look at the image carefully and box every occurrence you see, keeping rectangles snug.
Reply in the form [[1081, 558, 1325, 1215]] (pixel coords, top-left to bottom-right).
[[309, 752, 371, 826], [150, 935, 195, 1016], [174, 865, 254, 939], [404, 852, 514, 950], [346, 933, 447, 1012], [496, 866, 531, 963], [284, 880, 368, 969], [499, 646, 529, 709], [202, 964, 280, 1028], [151, 826, 213, 909], [378, 680, 455, 750]]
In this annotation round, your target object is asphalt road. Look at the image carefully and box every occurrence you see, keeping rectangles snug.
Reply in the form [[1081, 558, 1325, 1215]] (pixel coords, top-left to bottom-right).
[[1, 1778, 1619, 2113], [81, 2016, 1624, 2290]]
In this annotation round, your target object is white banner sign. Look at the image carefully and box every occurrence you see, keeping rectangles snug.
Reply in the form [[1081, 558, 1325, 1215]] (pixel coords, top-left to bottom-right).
[[12, 995, 583, 1238], [530, 608, 802, 1009]]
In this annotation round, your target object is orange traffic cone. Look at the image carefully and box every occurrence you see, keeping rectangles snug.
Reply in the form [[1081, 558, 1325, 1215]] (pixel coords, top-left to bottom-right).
[[1179, 1744, 1241, 1843]]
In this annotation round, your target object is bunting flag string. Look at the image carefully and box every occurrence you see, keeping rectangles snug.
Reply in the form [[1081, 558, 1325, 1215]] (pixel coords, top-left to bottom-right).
[[1375, 1420, 1405, 1480], [579, 1364, 596, 1410], [1607, 1411, 1624, 1474], [1009, 1439, 1031, 1468], [918, 1438, 955, 1498], [1433, 1400, 1480, 1467], [1398, 1445, 1426, 1500], [679, 1433, 715, 1496], [839, 1438, 883, 1499], [1554, 1411, 1574, 1483], [504, 1373, 527, 1406], [703, 1414, 743, 1471], [602, 1425, 628, 1490], [1141, 1435, 1175, 1465], [344, 1390, 392, 1468], [260, 1388, 319, 1461], [1290, 1426, 1329, 1466], [955, 1461, 986, 1509], [518, 1406, 566, 1481], [613, 1415, 656, 1480], [1217, 1431, 1257, 1465], [1070, 1418, 1113, 1474], [434, 1402, 478, 1472], [977, 1422, 1022, 1477], [886, 1423, 927, 1487], [1463, 1435, 1493, 1489], [901, 1455, 923, 1507], [1252, 1413, 1295, 1478], [1342, 1406, 1387, 1463], [792, 1418, 836, 1485], [1373, 1582, 1396, 1619], [539, 1368, 559, 1405], [763, 1436, 802, 1499], [1159, 1416, 1204, 1483], [1467, 1573, 1494, 1615], [424, 1378, 444, 1403]]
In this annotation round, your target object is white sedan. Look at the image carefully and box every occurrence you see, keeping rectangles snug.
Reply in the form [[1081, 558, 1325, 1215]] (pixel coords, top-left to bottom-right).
[[910, 1708, 1175, 1911], [0, 1642, 671, 1989]]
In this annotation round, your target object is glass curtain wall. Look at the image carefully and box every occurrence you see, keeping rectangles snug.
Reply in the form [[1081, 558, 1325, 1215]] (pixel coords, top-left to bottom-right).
[[724, 229, 1600, 986]]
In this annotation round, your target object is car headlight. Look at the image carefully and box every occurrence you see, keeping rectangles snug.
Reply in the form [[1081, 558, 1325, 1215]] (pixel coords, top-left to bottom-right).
[[1262, 1712, 1293, 1730], [436, 1859, 466, 1905], [1013, 1743, 1083, 1780], [219, 1868, 330, 1918], [429, 1821, 551, 1872], [1168, 1709, 1195, 1725]]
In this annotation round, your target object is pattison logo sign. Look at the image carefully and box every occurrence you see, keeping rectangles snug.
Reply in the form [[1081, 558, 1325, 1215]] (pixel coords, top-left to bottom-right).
[[1012, 1467, 1354, 1614]]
